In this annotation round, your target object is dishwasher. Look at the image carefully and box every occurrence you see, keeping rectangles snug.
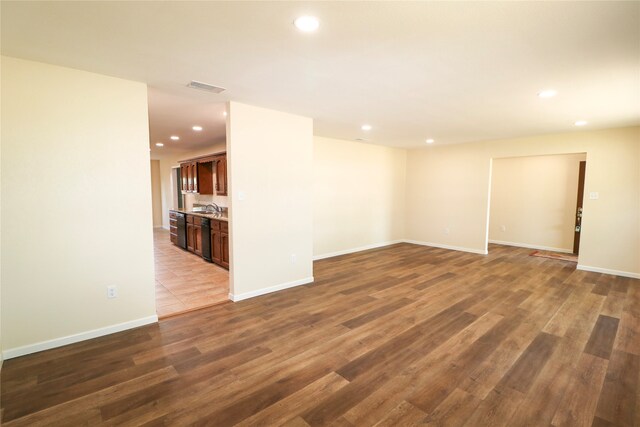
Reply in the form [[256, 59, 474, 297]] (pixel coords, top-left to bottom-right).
[[201, 217, 212, 262]]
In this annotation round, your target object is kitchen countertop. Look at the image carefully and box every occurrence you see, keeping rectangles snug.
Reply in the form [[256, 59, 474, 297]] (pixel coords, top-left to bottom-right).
[[170, 208, 229, 222]]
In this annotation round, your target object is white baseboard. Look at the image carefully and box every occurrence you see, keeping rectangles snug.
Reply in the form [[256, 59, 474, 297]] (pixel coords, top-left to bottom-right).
[[489, 239, 573, 254], [229, 276, 315, 302], [577, 264, 640, 279], [313, 240, 403, 261], [2, 315, 158, 360], [403, 239, 488, 255]]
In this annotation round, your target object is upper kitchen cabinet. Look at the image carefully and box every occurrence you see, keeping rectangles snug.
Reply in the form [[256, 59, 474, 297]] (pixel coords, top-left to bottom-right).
[[179, 152, 227, 196], [180, 159, 214, 194], [214, 154, 227, 196]]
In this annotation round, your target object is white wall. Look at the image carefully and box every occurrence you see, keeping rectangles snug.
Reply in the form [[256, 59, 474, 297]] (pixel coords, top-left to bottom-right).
[[405, 126, 640, 277], [1, 57, 157, 358], [227, 102, 313, 300], [313, 136, 406, 258], [150, 160, 163, 227], [489, 153, 586, 253]]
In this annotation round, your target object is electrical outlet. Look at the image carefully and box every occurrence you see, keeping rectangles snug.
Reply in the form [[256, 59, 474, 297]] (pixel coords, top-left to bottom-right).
[[589, 192, 599, 200], [290, 254, 297, 264], [444, 227, 450, 235], [500, 225, 506, 232], [107, 285, 118, 299]]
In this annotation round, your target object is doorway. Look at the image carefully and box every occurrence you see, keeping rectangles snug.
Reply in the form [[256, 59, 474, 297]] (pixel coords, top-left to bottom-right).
[[487, 153, 587, 257]]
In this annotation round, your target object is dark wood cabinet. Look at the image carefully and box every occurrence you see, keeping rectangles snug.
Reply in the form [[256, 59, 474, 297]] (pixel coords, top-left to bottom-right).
[[180, 164, 189, 192], [214, 154, 227, 196], [169, 211, 178, 244], [179, 152, 225, 195], [193, 216, 202, 256], [176, 212, 228, 269], [210, 219, 228, 269]]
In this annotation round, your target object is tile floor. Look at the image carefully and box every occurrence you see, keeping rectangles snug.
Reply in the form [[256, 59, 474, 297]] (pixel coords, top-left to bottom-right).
[[153, 228, 229, 318]]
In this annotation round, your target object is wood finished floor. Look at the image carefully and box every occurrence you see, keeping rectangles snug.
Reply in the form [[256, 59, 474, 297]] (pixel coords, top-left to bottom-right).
[[2, 243, 639, 426], [154, 228, 229, 318]]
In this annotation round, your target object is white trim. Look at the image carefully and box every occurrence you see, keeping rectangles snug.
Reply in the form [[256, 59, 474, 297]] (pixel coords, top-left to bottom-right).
[[488, 239, 574, 254], [403, 239, 488, 255], [313, 240, 403, 261], [2, 315, 158, 360], [229, 276, 314, 302], [577, 264, 640, 279]]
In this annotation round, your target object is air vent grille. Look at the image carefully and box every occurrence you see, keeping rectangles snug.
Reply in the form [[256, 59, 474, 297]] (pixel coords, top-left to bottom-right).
[[187, 80, 226, 93]]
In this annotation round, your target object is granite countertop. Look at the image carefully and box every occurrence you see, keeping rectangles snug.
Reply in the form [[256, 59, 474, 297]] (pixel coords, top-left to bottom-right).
[[170, 208, 229, 222]]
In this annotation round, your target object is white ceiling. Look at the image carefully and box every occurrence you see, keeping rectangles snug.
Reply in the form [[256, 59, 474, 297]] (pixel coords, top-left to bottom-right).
[[2, 1, 639, 148], [147, 88, 226, 157]]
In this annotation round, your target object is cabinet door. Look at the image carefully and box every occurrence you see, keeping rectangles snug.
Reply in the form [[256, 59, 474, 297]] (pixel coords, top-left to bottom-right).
[[215, 156, 228, 196], [220, 232, 229, 269], [211, 228, 222, 264], [180, 164, 189, 192], [191, 162, 198, 193], [194, 225, 202, 256], [187, 223, 195, 252]]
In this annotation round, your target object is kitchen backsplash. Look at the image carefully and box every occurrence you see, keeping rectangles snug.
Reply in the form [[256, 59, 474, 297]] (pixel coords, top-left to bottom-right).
[[184, 193, 228, 211]]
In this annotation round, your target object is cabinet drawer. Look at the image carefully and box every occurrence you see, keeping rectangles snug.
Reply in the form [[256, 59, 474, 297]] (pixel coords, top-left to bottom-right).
[[170, 225, 177, 234], [193, 216, 202, 226], [211, 220, 221, 231], [170, 233, 177, 244], [169, 218, 177, 226], [221, 221, 229, 233], [169, 211, 177, 219], [186, 215, 194, 224]]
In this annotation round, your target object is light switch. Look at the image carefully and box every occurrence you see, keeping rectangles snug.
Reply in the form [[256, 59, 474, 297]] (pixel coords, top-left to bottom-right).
[[238, 191, 246, 201], [589, 192, 599, 200]]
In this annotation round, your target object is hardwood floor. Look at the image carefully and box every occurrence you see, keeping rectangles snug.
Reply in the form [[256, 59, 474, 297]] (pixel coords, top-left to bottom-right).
[[2, 243, 639, 426], [154, 228, 229, 318]]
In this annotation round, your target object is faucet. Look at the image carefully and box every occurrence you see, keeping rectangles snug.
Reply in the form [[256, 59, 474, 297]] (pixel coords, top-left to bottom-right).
[[205, 203, 221, 213]]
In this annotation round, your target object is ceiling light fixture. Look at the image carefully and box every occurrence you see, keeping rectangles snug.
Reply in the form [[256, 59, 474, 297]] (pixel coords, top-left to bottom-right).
[[170, 136, 180, 140], [155, 143, 164, 147], [361, 124, 372, 131], [192, 126, 203, 131], [294, 16, 319, 32], [538, 89, 557, 98], [223, 111, 228, 117], [574, 120, 588, 126], [426, 139, 435, 144]]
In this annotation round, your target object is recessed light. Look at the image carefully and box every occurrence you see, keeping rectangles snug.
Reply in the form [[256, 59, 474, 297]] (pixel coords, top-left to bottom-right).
[[294, 16, 319, 32], [223, 111, 228, 117], [426, 139, 435, 144], [170, 136, 180, 140], [361, 124, 372, 131], [538, 89, 557, 98], [574, 120, 588, 126], [192, 126, 202, 131], [155, 143, 164, 147]]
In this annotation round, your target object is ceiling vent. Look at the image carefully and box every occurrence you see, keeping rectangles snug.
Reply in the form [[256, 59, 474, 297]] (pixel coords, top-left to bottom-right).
[[187, 80, 226, 93]]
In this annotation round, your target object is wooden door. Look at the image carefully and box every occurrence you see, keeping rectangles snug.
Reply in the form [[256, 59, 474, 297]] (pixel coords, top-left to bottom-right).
[[180, 164, 189, 192], [187, 223, 195, 252], [211, 228, 222, 264], [220, 232, 229, 269], [191, 162, 198, 193], [194, 224, 202, 256], [573, 161, 586, 254], [215, 155, 227, 196]]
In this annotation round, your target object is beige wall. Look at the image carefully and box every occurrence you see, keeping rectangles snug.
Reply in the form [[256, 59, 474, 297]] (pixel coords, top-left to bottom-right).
[[405, 126, 640, 277], [1, 57, 157, 357], [156, 142, 227, 229], [227, 102, 313, 300], [489, 153, 586, 253], [150, 160, 163, 227], [313, 136, 406, 258]]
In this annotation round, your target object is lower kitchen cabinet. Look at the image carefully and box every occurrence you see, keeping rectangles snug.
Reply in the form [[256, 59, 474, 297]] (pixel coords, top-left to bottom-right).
[[210, 219, 229, 269]]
